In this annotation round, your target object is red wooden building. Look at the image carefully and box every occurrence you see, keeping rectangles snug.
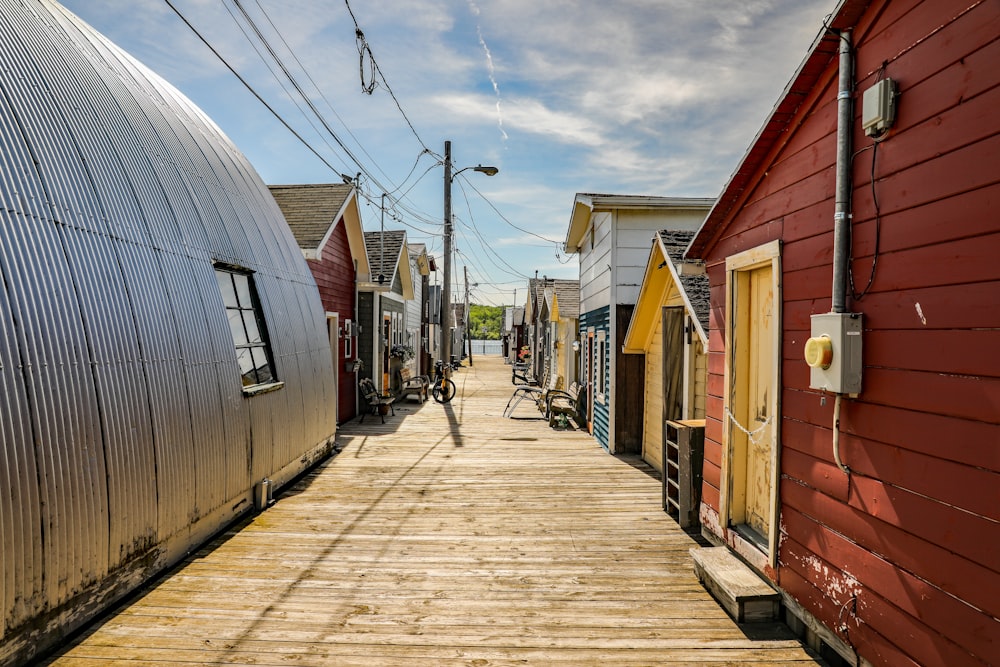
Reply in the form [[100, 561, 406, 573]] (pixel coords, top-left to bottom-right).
[[270, 183, 369, 424], [686, 1, 999, 665]]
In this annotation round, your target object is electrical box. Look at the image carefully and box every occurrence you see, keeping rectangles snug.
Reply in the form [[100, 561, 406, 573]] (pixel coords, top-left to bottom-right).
[[805, 312, 863, 394], [862, 78, 897, 137]]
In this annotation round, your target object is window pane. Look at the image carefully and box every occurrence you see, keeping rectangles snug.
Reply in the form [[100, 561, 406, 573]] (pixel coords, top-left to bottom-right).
[[233, 273, 253, 309], [227, 309, 248, 345], [216, 271, 238, 307], [242, 310, 261, 344], [237, 348, 256, 386], [215, 267, 277, 389], [251, 347, 273, 384]]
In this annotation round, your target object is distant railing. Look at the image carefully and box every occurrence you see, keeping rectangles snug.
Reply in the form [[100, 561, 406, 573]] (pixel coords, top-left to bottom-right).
[[469, 339, 503, 355]]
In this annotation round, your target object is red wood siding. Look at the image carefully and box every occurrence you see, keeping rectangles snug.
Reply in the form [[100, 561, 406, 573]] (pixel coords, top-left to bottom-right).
[[698, 1, 1000, 665], [307, 219, 357, 423]]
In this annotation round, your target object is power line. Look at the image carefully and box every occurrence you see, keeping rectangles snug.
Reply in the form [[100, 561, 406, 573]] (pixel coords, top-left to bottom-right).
[[251, 0, 416, 191], [460, 176, 560, 246], [162, 0, 347, 177], [341, 0, 432, 153]]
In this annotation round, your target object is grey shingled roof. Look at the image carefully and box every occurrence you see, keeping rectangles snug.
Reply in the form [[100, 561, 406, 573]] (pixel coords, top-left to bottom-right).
[[364, 230, 406, 282], [268, 183, 352, 251], [659, 230, 709, 333], [530, 277, 580, 320]]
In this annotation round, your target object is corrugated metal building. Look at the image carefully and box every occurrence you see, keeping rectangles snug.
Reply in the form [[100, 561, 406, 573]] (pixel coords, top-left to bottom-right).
[[0, 2, 337, 664]]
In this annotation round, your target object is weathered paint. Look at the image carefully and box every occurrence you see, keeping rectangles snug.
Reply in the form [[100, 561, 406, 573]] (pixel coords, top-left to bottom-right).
[[0, 2, 336, 664], [688, 1, 1000, 665]]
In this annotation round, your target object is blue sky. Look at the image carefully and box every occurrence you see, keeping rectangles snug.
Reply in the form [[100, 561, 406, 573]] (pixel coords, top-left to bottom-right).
[[60, 0, 837, 307]]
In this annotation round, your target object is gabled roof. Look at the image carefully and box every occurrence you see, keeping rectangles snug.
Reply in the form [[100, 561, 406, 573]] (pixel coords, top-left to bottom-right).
[[268, 183, 369, 273], [659, 230, 709, 334], [687, 0, 871, 258], [565, 193, 716, 253], [546, 280, 580, 321], [408, 243, 430, 276], [527, 277, 579, 321], [362, 230, 413, 299], [622, 230, 710, 353]]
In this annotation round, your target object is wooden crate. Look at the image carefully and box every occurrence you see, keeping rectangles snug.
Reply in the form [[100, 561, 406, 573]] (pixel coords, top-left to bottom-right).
[[662, 419, 705, 528]]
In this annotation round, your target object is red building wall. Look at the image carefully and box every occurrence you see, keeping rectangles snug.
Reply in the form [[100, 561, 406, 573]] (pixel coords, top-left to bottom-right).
[[698, 1, 1000, 665], [307, 219, 357, 423]]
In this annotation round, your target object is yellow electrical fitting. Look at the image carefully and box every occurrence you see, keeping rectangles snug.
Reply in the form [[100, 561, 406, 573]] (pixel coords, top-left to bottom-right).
[[804, 335, 834, 369]]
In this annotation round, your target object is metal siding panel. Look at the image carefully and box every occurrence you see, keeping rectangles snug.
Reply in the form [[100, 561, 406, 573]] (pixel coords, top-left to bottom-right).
[[0, 2, 337, 660], [0, 246, 42, 635], [0, 29, 112, 621]]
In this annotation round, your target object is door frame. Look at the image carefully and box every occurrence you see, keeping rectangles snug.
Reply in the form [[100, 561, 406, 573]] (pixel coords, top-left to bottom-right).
[[720, 240, 782, 568], [326, 312, 340, 423]]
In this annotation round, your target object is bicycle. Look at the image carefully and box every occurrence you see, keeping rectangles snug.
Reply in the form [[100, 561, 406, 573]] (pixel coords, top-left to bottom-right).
[[431, 360, 457, 403]]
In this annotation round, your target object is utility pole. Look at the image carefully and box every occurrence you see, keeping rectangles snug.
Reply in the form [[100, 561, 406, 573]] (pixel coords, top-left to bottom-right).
[[441, 140, 497, 370], [442, 141, 454, 367], [465, 265, 472, 367]]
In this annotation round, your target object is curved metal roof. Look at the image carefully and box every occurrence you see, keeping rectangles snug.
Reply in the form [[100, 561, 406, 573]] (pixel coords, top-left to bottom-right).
[[0, 2, 336, 663]]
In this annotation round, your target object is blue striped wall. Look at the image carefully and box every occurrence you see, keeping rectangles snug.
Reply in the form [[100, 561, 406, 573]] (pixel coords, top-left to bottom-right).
[[581, 306, 610, 450]]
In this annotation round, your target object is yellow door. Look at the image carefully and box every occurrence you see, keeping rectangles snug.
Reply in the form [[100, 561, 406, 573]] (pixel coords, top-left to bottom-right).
[[744, 265, 773, 537]]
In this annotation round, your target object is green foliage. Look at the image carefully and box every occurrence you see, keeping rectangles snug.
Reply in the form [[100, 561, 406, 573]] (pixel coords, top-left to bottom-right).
[[468, 304, 503, 339]]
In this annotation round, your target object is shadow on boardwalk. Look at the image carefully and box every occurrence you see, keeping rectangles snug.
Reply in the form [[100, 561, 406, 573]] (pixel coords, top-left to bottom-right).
[[43, 356, 821, 666]]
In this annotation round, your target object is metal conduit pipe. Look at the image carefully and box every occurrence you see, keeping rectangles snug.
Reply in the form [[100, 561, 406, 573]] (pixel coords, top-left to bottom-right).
[[832, 30, 854, 474], [832, 30, 854, 315]]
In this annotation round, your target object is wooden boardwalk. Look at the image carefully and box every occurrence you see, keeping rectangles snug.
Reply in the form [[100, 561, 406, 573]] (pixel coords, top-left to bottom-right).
[[43, 356, 820, 666]]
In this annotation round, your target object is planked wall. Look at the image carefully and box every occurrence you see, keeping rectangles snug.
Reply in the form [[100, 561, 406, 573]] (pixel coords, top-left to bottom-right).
[[697, 1, 1000, 665], [307, 219, 357, 423]]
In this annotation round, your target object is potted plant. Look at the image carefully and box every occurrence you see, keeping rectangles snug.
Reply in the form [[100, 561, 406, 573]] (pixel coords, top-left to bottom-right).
[[390, 344, 415, 363]]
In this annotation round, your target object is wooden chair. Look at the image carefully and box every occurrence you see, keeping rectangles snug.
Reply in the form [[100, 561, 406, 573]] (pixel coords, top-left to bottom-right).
[[359, 377, 395, 423], [511, 361, 537, 386], [504, 370, 560, 418]]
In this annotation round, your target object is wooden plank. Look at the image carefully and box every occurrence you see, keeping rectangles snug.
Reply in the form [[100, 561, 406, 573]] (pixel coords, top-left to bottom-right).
[[781, 477, 1000, 619], [691, 547, 779, 623], [780, 519, 995, 667], [782, 508, 1000, 664], [41, 357, 819, 666]]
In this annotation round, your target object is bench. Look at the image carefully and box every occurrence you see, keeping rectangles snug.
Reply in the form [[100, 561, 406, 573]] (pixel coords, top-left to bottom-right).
[[545, 382, 585, 427], [358, 377, 395, 423], [396, 367, 429, 403]]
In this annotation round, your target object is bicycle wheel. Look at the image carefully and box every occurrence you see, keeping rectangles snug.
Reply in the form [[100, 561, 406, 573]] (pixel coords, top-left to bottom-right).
[[432, 378, 456, 403]]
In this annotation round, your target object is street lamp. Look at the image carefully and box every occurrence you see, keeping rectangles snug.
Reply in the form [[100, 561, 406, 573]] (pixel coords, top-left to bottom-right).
[[442, 140, 497, 369]]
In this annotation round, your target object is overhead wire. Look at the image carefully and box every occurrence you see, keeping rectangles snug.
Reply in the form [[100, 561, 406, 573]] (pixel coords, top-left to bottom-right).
[[341, 0, 432, 153], [187, 0, 450, 234], [455, 178, 530, 279], [461, 177, 561, 246], [251, 0, 418, 191], [221, 1, 356, 176], [229, 0, 379, 185], [162, 0, 347, 176], [169, 0, 536, 283]]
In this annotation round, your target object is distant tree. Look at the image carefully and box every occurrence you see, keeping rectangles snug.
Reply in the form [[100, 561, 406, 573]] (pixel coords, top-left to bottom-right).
[[468, 304, 503, 339]]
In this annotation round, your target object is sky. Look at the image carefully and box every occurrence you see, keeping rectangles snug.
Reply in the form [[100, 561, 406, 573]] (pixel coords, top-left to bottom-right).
[[59, 0, 838, 307]]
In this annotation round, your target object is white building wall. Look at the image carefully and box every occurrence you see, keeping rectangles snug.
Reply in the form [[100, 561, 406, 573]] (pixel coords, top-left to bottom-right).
[[404, 255, 423, 372], [615, 209, 704, 305], [579, 211, 613, 315]]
